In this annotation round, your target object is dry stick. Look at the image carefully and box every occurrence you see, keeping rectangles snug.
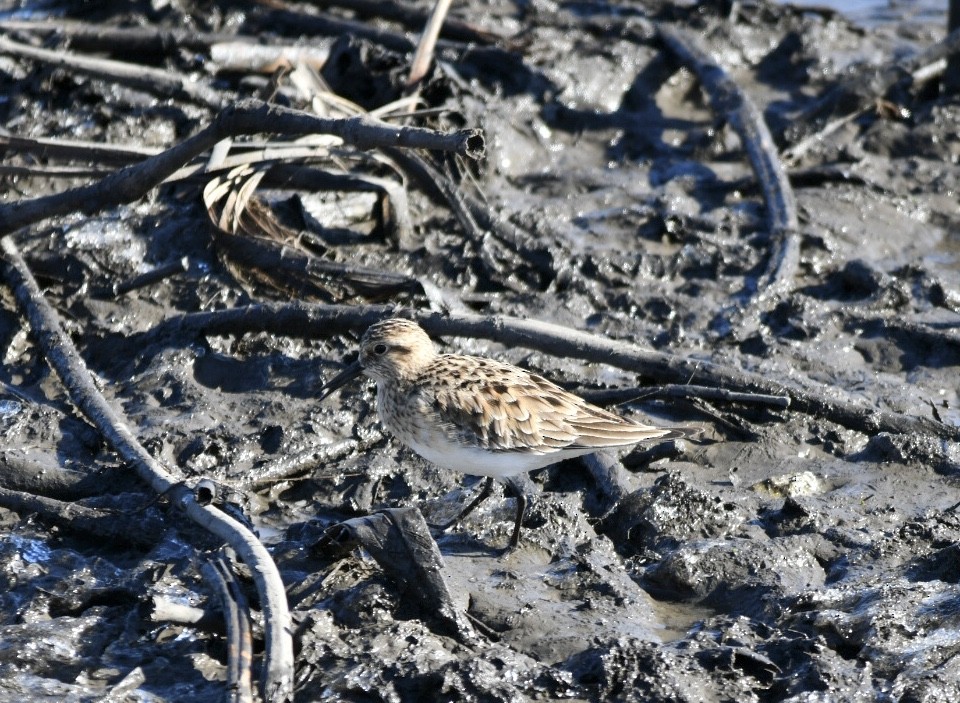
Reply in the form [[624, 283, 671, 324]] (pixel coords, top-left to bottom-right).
[[0, 98, 484, 237], [0, 237, 294, 703], [578, 384, 792, 410], [140, 303, 960, 442], [0, 134, 161, 165], [240, 437, 364, 489], [109, 257, 191, 298], [406, 0, 453, 90], [150, 598, 213, 627], [0, 18, 243, 52], [201, 554, 255, 703], [209, 41, 332, 73], [781, 108, 868, 165], [0, 34, 226, 108], [657, 24, 799, 303]]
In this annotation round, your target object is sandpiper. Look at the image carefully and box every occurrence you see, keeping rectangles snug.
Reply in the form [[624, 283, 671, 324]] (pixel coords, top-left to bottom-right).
[[318, 318, 692, 548]]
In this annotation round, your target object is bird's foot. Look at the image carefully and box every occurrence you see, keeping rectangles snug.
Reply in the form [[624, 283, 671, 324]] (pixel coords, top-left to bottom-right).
[[428, 476, 496, 532]]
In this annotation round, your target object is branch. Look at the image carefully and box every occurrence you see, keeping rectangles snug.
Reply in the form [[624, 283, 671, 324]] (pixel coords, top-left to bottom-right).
[[138, 302, 960, 443], [0, 99, 484, 236]]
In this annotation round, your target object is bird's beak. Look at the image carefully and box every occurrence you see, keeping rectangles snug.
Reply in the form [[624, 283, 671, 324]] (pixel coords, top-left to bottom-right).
[[316, 359, 364, 401]]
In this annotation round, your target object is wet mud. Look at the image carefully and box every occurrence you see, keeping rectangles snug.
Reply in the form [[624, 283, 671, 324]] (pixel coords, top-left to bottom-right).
[[1, 0, 959, 701]]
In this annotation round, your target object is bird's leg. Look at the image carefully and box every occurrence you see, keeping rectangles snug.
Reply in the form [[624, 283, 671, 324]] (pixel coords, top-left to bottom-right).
[[433, 476, 495, 530], [508, 493, 527, 549], [502, 475, 532, 550]]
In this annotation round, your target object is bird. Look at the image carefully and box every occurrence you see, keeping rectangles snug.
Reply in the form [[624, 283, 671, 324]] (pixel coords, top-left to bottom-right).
[[317, 318, 693, 548]]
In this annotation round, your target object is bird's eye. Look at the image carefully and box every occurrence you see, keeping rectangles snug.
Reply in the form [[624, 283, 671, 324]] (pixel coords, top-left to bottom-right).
[[373, 343, 388, 355]]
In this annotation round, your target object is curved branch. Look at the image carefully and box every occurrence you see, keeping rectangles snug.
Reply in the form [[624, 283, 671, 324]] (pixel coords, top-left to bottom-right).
[[657, 24, 797, 235], [0, 236, 295, 702], [657, 24, 799, 302]]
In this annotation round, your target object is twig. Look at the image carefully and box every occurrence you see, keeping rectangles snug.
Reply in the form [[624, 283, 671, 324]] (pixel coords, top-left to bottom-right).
[[239, 437, 376, 490], [99, 257, 191, 298], [0, 236, 295, 703], [578, 384, 791, 409], [406, 0, 453, 90], [0, 99, 484, 236], [137, 303, 960, 442], [781, 107, 869, 165], [0, 34, 226, 108], [201, 554, 255, 703], [0, 133, 160, 164], [209, 41, 332, 73], [149, 596, 223, 630]]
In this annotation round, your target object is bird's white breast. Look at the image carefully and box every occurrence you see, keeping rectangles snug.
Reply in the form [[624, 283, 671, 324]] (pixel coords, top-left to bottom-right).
[[403, 434, 569, 478]]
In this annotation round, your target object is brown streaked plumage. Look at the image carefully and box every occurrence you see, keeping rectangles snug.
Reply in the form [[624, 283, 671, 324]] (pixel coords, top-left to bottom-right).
[[318, 318, 693, 547]]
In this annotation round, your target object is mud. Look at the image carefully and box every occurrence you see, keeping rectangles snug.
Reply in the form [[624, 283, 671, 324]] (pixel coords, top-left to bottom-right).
[[0, 0, 959, 701]]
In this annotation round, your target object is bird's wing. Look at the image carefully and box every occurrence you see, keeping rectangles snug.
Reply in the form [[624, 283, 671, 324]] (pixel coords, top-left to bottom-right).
[[412, 356, 676, 454]]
